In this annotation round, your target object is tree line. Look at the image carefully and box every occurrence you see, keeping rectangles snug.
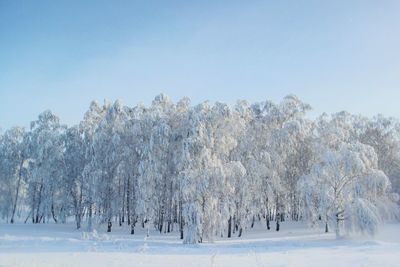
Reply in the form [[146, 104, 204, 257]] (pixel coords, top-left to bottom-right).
[[0, 94, 399, 242]]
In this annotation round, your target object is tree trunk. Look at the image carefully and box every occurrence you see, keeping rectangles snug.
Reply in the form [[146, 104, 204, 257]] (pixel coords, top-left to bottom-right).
[[127, 175, 131, 225], [228, 216, 232, 238], [35, 184, 43, 224], [275, 195, 280, 231], [335, 217, 340, 238], [335, 210, 344, 238], [233, 215, 237, 234], [276, 214, 280, 231], [11, 159, 24, 224], [76, 213, 81, 229], [107, 221, 112, 232], [51, 203, 58, 223], [129, 215, 136, 234], [88, 202, 93, 232], [238, 227, 243, 237], [159, 207, 164, 233], [24, 211, 31, 224], [131, 221, 135, 235], [179, 198, 184, 240], [121, 178, 126, 224], [73, 183, 83, 229]]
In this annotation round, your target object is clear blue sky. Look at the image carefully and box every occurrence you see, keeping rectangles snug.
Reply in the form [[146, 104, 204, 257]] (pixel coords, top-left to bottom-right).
[[1, 0, 399, 129]]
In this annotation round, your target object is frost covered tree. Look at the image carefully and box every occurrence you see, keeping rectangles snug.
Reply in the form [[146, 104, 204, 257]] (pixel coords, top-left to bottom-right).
[[357, 115, 400, 197], [62, 126, 86, 228], [26, 111, 65, 224], [0, 94, 398, 243], [180, 101, 246, 243], [135, 94, 175, 235], [0, 127, 28, 223], [121, 103, 146, 234], [300, 142, 395, 237], [90, 100, 127, 232], [79, 101, 108, 231], [266, 95, 313, 227]]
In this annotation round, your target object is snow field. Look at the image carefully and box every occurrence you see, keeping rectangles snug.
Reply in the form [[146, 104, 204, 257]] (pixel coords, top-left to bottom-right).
[[1, 222, 399, 267]]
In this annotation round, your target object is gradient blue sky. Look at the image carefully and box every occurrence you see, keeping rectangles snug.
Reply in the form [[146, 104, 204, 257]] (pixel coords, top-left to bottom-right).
[[1, 0, 400, 129]]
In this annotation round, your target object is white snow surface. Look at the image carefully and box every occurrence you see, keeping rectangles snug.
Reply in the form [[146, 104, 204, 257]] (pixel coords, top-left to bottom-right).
[[1, 221, 400, 267]]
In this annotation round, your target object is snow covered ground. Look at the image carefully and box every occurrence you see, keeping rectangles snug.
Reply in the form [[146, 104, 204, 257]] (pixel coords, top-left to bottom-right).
[[1, 221, 400, 267]]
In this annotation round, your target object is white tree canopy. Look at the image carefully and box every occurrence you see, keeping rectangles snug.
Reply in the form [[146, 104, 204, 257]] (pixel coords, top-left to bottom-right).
[[0, 95, 398, 243]]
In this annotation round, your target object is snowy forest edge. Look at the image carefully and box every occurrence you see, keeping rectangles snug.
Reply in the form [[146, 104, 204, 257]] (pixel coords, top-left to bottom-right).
[[1, 94, 399, 244]]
